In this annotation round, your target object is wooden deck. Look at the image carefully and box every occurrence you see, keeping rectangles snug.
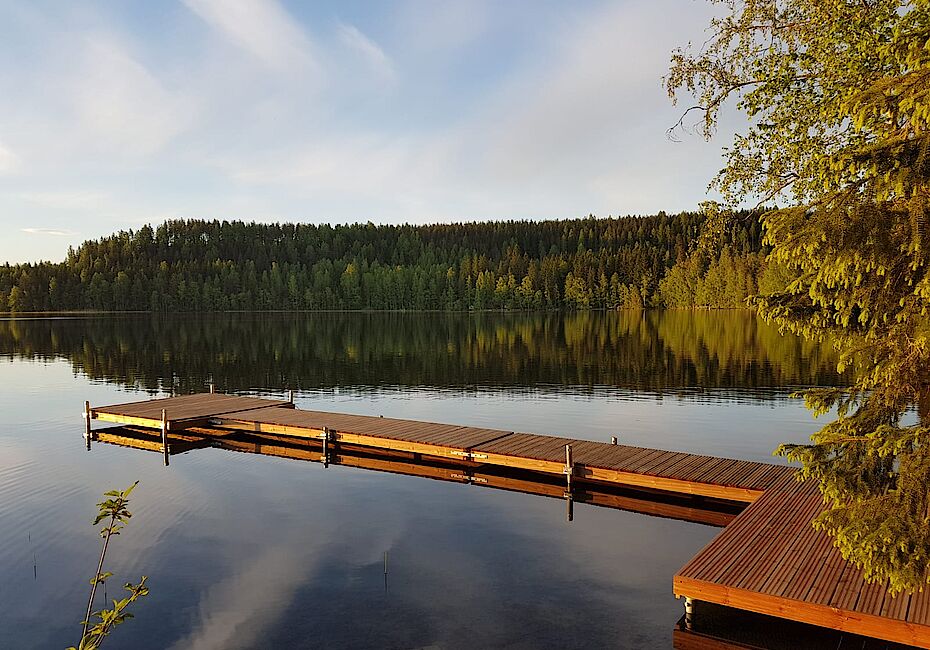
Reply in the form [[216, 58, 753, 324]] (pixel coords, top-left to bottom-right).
[[90, 392, 791, 502], [210, 405, 791, 501], [94, 425, 742, 527], [675, 474, 930, 647], [90, 393, 293, 429], [86, 392, 930, 648]]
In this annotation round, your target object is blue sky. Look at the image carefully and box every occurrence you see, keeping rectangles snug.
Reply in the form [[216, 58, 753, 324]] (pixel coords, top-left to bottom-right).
[[0, 0, 736, 263]]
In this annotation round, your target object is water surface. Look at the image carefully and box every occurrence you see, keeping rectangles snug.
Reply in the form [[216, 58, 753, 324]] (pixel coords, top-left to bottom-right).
[[0, 311, 843, 648]]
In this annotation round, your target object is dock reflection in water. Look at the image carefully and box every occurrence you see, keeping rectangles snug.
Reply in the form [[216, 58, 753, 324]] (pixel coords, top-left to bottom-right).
[[92, 425, 744, 529]]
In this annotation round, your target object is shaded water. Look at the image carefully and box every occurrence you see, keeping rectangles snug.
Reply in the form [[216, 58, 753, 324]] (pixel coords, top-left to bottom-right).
[[0, 311, 843, 648]]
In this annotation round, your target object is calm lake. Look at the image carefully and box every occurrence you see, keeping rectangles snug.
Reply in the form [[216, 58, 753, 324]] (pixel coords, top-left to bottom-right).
[[0, 311, 844, 649]]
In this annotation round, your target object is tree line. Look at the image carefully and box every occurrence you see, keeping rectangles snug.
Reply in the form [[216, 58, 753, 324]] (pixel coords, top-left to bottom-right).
[[0, 213, 772, 312]]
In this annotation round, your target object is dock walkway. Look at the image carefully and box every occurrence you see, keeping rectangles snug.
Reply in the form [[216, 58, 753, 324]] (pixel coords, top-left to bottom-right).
[[675, 473, 930, 647], [93, 425, 743, 527], [87, 392, 930, 648], [90, 393, 790, 502]]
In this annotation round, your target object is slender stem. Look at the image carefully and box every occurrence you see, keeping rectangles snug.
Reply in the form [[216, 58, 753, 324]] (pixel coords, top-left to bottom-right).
[[81, 502, 122, 639]]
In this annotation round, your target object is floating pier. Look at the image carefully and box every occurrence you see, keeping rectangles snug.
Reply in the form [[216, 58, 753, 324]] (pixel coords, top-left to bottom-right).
[[85, 392, 930, 648], [94, 425, 743, 528], [675, 473, 930, 648], [88, 393, 789, 501]]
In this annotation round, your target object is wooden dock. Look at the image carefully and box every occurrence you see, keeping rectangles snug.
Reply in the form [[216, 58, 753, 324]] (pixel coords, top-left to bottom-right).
[[89, 393, 790, 502], [94, 425, 742, 527], [85, 392, 930, 648], [675, 474, 930, 648]]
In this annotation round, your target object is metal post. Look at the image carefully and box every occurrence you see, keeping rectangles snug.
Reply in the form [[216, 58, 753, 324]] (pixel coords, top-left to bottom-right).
[[161, 408, 170, 467], [684, 597, 693, 630], [209, 382, 215, 394], [288, 389, 294, 404], [611, 436, 617, 445], [84, 400, 92, 450], [566, 493, 574, 522]]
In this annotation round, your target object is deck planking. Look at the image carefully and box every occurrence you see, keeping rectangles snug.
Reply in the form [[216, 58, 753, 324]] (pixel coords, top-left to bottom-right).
[[205, 403, 790, 501], [92, 424, 741, 527], [674, 475, 930, 648], [90, 394, 789, 505], [90, 393, 293, 429]]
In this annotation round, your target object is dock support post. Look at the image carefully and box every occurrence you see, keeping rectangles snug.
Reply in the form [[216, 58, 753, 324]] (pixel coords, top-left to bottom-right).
[[564, 443, 574, 522], [564, 444, 573, 492], [684, 597, 693, 630], [611, 436, 617, 445], [321, 427, 331, 468], [209, 382, 215, 394], [288, 389, 294, 404], [160, 408, 170, 467], [83, 400, 92, 450]]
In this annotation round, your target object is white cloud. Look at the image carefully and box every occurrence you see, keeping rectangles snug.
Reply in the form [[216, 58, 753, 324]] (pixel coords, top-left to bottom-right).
[[183, 0, 317, 74], [0, 140, 19, 174], [395, 0, 490, 55], [21, 227, 76, 236], [476, 2, 706, 182], [336, 23, 395, 82], [214, 1, 729, 221], [228, 133, 415, 191], [17, 190, 110, 210], [67, 36, 196, 156]]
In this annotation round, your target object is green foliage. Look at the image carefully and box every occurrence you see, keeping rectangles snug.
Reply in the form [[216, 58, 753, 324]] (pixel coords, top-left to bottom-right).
[[0, 213, 732, 312], [669, 0, 930, 592], [71, 578, 150, 650], [70, 482, 149, 650], [658, 247, 775, 308]]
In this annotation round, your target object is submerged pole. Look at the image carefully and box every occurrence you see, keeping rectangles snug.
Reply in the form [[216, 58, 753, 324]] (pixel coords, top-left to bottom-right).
[[684, 597, 693, 630], [161, 408, 170, 467], [84, 400, 92, 451], [383, 550, 389, 593]]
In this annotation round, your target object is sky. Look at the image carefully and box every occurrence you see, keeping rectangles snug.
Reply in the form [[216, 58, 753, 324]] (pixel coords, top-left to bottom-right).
[[0, 0, 739, 263]]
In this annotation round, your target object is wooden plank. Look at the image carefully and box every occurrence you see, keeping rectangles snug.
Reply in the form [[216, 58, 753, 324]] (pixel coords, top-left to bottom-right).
[[909, 590, 930, 626], [673, 577, 930, 648], [92, 393, 293, 429], [582, 466, 763, 502]]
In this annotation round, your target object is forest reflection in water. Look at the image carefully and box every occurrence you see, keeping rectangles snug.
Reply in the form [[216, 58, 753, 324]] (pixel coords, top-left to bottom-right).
[[0, 309, 844, 399]]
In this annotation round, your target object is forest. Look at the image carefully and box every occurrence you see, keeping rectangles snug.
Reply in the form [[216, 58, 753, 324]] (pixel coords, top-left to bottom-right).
[[0, 213, 780, 312]]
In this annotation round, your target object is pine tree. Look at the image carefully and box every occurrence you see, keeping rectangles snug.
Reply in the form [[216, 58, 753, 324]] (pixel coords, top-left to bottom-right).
[[669, 0, 930, 592]]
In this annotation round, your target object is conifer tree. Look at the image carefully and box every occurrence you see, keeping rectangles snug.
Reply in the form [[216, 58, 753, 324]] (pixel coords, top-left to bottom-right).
[[668, 0, 930, 591]]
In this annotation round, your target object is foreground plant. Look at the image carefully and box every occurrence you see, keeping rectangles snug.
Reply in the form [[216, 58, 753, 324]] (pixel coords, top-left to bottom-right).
[[668, 0, 930, 592], [69, 482, 149, 650]]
